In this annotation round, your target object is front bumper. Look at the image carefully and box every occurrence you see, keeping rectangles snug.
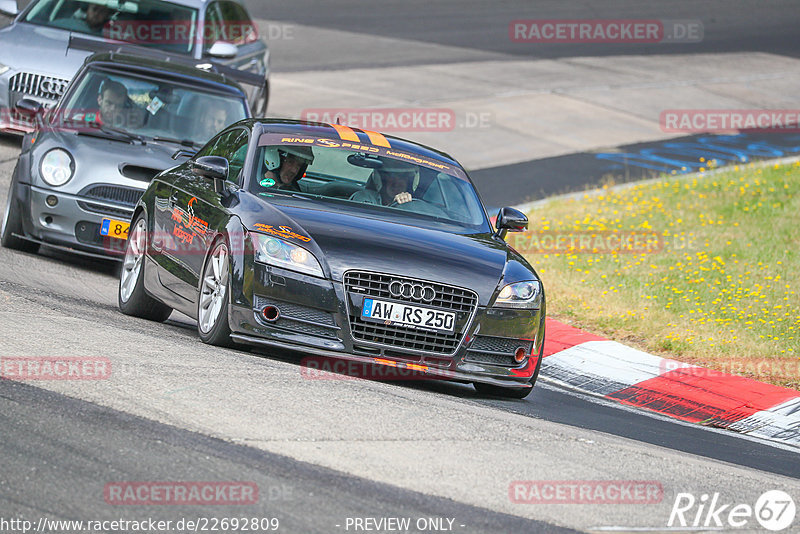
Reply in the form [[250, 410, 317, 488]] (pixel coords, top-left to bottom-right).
[[23, 184, 134, 258], [228, 263, 545, 389]]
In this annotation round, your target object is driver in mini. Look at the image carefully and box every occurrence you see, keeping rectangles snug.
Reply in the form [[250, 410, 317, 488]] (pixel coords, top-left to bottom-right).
[[350, 158, 415, 206], [259, 146, 315, 191]]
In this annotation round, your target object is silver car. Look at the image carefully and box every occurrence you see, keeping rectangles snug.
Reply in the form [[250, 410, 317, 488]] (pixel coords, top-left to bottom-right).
[[0, 0, 268, 134], [1, 51, 250, 259]]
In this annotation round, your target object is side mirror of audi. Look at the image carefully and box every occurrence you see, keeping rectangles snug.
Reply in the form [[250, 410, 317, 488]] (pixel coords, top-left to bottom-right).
[[192, 156, 228, 180], [192, 156, 229, 194], [494, 207, 528, 240]]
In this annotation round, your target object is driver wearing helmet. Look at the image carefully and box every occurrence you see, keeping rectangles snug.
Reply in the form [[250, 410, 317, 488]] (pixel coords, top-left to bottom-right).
[[259, 146, 315, 191], [350, 158, 415, 206]]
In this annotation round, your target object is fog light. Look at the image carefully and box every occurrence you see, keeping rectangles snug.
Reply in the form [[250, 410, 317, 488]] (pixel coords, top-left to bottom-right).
[[514, 347, 527, 364], [261, 305, 280, 322], [45, 195, 58, 207]]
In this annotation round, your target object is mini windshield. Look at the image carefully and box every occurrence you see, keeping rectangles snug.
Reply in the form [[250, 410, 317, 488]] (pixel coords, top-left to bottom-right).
[[54, 67, 248, 146], [251, 136, 489, 229], [23, 0, 199, 55]]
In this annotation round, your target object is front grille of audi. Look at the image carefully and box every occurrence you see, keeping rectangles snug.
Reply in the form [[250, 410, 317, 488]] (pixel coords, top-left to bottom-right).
[[9, 72, 69, 101], [344, 270, 477, 355]]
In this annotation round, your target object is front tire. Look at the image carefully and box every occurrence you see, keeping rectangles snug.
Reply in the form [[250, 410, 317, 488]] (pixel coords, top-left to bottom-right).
[[2, 168, 40, 254], [197, 239, 233, 347], [118, 214, 173, 322]]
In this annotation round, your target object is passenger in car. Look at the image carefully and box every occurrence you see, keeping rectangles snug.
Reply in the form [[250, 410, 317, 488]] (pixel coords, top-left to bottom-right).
[[349, 159, 415, 206]]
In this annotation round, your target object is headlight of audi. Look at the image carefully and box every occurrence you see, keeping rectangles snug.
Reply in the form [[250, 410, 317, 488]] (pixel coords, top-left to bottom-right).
[[253, 233, 323, 277], [494, 280, 542, 309], [40, 149, 75, 187]]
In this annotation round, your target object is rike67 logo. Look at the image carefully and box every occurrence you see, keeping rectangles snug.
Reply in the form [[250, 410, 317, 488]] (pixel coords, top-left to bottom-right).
[[669, 490, 796, 531]]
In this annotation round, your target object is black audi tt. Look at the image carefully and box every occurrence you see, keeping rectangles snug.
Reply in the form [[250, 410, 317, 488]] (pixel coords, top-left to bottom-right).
[[118, 119, 545, 398]]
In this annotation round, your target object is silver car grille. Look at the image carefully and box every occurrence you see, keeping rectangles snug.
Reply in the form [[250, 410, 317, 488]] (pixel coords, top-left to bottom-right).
[[77, 185, 144, 219], [9, 72, 70, 101]]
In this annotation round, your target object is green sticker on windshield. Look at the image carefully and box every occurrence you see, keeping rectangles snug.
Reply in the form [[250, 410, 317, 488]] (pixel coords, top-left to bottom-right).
[[260, 178, 276, 187]]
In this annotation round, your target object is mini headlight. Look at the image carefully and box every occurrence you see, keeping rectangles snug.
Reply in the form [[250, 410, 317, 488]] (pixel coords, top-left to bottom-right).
[[40, 149, 75, 187], [253, 233, 323, 277], [495, 280, 542, 309]]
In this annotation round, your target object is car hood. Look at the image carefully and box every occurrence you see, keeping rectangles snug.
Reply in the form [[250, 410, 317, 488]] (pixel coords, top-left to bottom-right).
[[30, 128, 185, 193], [237, 194, 517, 305], [0, 23, 92, 80]]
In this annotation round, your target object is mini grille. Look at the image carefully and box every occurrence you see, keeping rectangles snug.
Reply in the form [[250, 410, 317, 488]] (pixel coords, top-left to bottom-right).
[[80, 185, 144, 207], [77, 202, 133, 219], [344, 271, 477, 312], [9, 72, 69, 101]]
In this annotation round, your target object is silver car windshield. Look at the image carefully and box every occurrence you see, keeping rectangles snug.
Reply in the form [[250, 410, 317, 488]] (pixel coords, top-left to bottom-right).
[[251, 140, 488, 228], [54, 68, 248, 146], [23, 0, 199, 55]]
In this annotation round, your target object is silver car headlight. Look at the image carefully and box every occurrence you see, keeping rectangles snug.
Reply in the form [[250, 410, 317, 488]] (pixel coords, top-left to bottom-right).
[[253, 233, 323, 277], [0, 62, 10, 76], [495, 280, 542, 309], [40, 149, 75, 187]]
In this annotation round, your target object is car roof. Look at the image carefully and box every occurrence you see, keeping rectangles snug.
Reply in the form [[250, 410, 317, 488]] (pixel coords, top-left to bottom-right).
[[82, 52, 247, 96], [245, 119, 462, 168]]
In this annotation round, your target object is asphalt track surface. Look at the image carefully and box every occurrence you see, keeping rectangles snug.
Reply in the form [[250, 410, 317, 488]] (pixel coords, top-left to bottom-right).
[[3, 2, 800, 532], [250, 0, 800, 66], [1, 132, 798, 531]]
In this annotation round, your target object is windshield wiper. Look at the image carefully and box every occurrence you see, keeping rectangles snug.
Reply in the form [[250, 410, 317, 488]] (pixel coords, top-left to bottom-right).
[[64, 118, 145, 145], [99, 124, 146, 144], [151, 136, 199, 148]]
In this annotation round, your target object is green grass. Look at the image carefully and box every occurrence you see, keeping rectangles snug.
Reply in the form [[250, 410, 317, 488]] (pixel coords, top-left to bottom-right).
[[511, 160, 800, 389]]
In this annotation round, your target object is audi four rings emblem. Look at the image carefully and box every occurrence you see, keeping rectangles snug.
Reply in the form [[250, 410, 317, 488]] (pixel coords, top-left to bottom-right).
[[40, 80, 67, 95], [389, 280, 436, 302]]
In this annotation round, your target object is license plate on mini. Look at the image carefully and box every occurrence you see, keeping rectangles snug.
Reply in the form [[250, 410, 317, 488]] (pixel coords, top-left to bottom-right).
[[100, 218, 130, 240], [361, 298, 455, 334]]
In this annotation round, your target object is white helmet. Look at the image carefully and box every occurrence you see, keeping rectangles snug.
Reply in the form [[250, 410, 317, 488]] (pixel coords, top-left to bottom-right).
[[279, 146, 314, 165], [374, 157, 416, 191], [263, 147, 281, 171]]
